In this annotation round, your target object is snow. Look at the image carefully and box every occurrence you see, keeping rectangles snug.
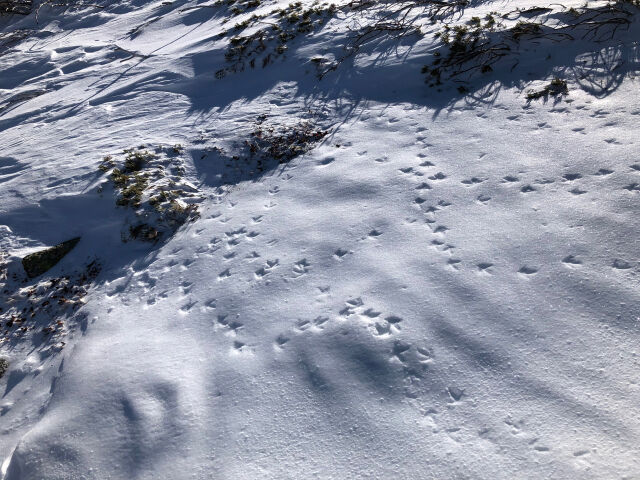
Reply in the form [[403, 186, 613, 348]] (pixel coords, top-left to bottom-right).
[[1, 0, 639, 478]]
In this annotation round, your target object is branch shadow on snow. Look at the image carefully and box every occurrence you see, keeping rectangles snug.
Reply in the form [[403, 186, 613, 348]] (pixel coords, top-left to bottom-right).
[[177, 3, 640, 116], [3, 0, 635, 133]]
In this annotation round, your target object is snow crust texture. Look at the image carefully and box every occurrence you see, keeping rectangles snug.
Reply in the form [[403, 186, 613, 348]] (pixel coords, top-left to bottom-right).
[[0, 0, 639, 478]]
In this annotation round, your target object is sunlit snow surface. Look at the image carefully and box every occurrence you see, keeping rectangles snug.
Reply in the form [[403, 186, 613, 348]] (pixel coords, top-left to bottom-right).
[[0, 0, 639, 478]]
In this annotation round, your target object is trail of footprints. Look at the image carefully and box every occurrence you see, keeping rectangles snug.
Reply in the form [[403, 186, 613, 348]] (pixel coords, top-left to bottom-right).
[[400, 145, 638, 275], [147, 136, 635, 357], [338, 297, 404, 338], [273, 296, 451, 403], [162, 176, 321, 353], [400, 155, 467, 272]]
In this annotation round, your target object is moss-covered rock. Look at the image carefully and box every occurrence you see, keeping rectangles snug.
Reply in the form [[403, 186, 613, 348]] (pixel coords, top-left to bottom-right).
[[22, 237, 81, 278]]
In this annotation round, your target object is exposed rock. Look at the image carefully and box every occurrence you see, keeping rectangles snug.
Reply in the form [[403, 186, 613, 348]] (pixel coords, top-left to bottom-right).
[[22, 237, 80, 278]]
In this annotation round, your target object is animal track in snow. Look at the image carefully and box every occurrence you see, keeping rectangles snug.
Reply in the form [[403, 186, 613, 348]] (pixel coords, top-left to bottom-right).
[[295, 319, 311, 331], [225, 226, 249, 248], [255, 259, 279, 279], [339, 297, 405, 338], [428, 172, 447, 181], [179, 300, 198, 314], [518, 266, 538, 276], [226, 226, 247, 237], [562, 255, 582, 266], [533, 446, 551, 453], [218, 268, 231, 280], [386, 315, 403, 326], [361, 308, 381, 318], [447, 386, 464, 402], [477, 262, 493, 273], [534, 178, 554, 185], [279, 294, 434, 405], [292, 259, 310, 276], [317, 157, 334, 166], [443, 244, 455, 253], [215, 314, 244, 334], [416, 347, 433, 363], [392, 340, 411, 360], [312, 316, 329, 328], [339, 297, 364, 317], [180, 281, 193, 295], [461, 177, 485, 186], [520, 185, 536, 193], [422, 204, 438, 214], [273, 315, 335, 356], [396, 346, 434, 399], [295, 316, 329, 332], [612, 259, 631, 269], [374, 315, 404, 337], [375, 322, 391, 336], [563, 173, 582, 181], [136, 272, 157, 290], [447, 258, 461, 270], [204, 299, 217, 310], [275, 334, 290, 348]]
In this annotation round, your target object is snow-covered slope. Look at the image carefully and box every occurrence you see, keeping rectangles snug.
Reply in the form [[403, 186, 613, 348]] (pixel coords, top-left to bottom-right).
[[1, 0, 639, 478]]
